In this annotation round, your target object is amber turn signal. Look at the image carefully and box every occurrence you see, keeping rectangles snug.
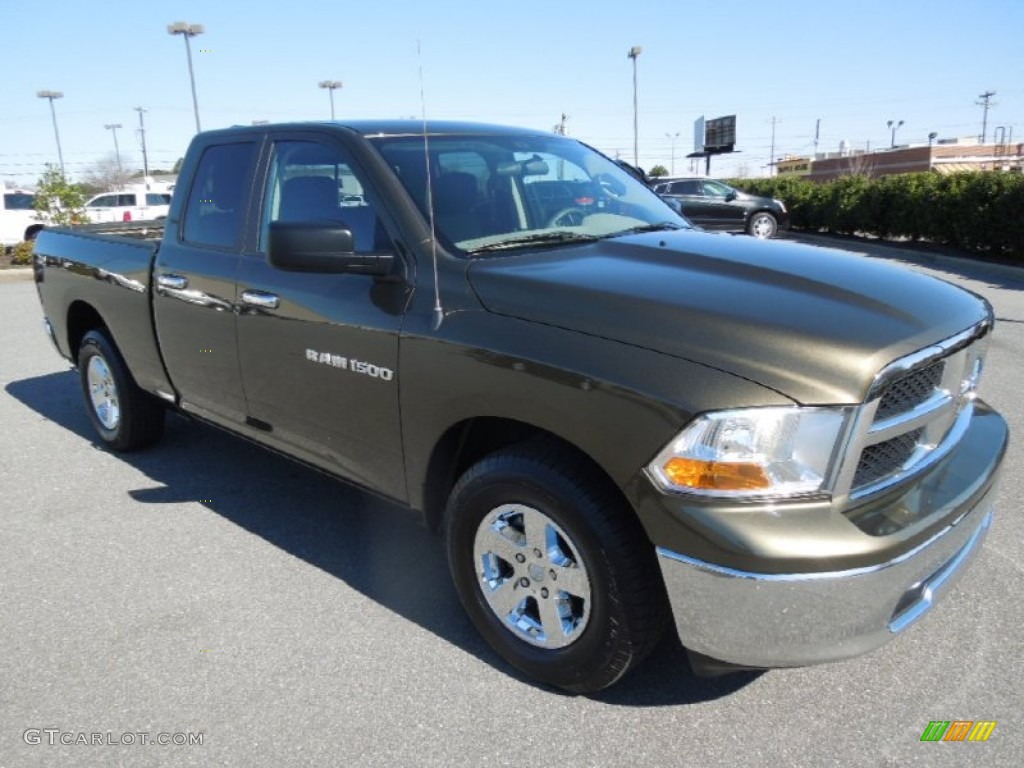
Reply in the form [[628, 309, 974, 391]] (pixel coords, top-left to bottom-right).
[[662, 457, 771, 491]]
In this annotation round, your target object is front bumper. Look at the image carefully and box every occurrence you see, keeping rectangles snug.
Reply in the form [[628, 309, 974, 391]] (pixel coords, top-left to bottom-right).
[[647, 404, 1006, 668]]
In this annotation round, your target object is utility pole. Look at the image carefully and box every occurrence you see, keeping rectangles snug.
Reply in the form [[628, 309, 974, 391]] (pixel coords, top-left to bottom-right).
[[553, 113, 569, 135], [134, 107, 150, 184], [767, 117, 779, 176], [814, 118, 820, 157], [976, 90, 996, 143]]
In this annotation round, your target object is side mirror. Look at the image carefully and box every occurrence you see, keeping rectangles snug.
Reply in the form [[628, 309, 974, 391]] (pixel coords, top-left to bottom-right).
[[268, 221, 393, 276], [724, 190, 738, 202]]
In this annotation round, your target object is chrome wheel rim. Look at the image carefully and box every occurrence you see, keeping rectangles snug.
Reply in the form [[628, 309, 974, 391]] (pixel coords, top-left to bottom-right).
[[87, 355, 120, 430], [473, 503, 592, 649], [750, 214, 775, 238]]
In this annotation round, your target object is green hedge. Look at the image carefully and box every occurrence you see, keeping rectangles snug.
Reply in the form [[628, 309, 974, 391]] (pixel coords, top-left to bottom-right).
[[726, 172, 1024, 262]]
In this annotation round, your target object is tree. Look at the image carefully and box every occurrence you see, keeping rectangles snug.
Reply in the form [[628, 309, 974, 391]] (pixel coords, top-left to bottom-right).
[[172, 156, 185, 174], [648, 164, 669, 178], [82, 153, 132, 193], [33, 165, 88, 226]]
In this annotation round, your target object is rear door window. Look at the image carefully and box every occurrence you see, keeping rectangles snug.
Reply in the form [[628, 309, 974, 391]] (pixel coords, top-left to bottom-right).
[[182, 142, 258, 249]]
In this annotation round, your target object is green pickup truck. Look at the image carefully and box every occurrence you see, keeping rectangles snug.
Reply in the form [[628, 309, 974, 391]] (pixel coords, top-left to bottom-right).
[[33, 121, 1007, 693]]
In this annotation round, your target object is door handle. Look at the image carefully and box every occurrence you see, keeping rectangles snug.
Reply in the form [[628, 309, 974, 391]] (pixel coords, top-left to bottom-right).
[[157, 274, 188, 290], [241, 290, 280, 310]]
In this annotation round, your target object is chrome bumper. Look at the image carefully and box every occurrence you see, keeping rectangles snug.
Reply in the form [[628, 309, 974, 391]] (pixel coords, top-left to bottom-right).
[[656, 494, 994, 668]]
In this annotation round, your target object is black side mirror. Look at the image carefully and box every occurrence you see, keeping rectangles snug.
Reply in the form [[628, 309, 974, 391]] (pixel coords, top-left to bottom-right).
[[268, 221, 393, 276], [725, 190, 738, 202]]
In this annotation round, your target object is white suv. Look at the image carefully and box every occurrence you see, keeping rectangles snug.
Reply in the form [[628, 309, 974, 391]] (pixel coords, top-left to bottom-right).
[[84, 186, 171, 223], [1, 187, 41, 246]]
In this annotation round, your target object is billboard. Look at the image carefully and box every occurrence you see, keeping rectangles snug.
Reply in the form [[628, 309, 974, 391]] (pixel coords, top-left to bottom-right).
[[704, 115, 736, 152]]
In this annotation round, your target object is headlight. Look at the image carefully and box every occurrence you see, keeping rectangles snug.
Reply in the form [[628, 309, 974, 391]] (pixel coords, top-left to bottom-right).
[[646, 406, 853, 498], [773, 199, 787, 213]]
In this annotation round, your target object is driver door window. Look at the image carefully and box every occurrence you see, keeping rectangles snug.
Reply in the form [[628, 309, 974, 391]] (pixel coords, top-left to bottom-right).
[[261, 140, 385, 254]]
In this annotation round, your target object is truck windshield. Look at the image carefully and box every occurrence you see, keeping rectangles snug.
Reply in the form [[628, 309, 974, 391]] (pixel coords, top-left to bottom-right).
[[369, 133, 691, 255]]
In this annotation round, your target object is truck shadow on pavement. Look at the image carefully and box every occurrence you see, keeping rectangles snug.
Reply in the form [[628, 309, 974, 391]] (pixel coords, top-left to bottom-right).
[[7, 370, 760, 706]]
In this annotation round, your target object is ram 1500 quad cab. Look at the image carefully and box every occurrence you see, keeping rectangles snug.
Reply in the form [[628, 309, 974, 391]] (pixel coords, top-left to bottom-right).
[[33, 121, 1007, 693]]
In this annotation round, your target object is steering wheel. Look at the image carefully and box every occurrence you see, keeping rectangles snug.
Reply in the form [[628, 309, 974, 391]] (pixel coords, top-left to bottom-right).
[[546, 207, 586, 228]]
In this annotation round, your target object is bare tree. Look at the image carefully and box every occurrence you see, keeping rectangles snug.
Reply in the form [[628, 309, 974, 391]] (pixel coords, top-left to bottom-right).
[[81, 153, 133, 193], [843, 149, 876, 178]]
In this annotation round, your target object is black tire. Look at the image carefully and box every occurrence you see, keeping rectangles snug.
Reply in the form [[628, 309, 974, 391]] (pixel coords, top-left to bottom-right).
[[747, 211, 778, 239], [445, 442, 668, 693], [78, 329, 165, 451]]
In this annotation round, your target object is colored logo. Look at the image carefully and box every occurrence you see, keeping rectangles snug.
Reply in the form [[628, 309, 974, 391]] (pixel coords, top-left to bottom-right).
[[920, 721, 996, 742]]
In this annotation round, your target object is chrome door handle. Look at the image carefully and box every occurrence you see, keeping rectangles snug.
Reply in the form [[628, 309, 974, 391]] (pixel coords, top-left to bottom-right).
[[241, 290, 280, 310], [157, 274, 188, 290]]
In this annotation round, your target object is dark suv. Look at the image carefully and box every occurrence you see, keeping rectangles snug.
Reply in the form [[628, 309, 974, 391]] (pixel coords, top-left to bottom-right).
[[653, 178, 789, 239]]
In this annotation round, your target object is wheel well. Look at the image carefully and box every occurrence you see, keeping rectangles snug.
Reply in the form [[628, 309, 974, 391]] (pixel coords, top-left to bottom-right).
[[66, 302, 107, 362], [421, 417, 625, 532], [25, 224, 45, 241]]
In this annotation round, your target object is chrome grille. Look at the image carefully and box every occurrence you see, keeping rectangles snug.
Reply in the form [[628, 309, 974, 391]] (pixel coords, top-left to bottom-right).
[[834, 319, 991, 514], [875, 361, 945, 420], [853, 429, 923, 487]]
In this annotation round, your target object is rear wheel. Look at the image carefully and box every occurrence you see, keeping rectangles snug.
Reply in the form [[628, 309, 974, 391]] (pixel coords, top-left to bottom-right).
[[78, 329, 164, 451], [747, 211, 778, 239], [445, 443, 668, 693]]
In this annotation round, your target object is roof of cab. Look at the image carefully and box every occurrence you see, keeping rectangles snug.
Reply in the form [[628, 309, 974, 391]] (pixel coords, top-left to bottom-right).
[[209, 120, 554, 139]]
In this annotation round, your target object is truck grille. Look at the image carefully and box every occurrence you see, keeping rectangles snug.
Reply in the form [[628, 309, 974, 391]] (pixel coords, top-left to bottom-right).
[[837, 320, 990, 518], [875, 361, 945, 421], [853, 429, 923, 488]]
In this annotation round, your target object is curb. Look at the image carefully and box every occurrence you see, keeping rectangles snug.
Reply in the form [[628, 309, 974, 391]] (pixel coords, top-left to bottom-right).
[[0, 267, 33, 283], [786, 232, 1024, 286]]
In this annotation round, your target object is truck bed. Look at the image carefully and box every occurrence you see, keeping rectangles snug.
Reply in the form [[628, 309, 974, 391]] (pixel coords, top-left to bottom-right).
[[34, 224, 173, 398]]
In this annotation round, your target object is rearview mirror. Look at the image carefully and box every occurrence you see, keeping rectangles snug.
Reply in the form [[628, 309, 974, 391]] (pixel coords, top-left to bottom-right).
[[268, 221, 393, 276]]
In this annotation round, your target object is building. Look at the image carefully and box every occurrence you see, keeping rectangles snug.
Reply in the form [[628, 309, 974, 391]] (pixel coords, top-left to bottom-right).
[[775, 138, 1023, 181]]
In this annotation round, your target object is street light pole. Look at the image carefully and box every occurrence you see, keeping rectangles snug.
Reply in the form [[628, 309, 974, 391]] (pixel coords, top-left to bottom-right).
[[134, 107, 150, 184], [665, 131, 679, 175], [318, 80, 343, 120], [887, 119, 904, 148], [36, 90, 65, 176], [104, 124, 124, 187], [167, 21, 204, 133], [627, 46, 642, 167]]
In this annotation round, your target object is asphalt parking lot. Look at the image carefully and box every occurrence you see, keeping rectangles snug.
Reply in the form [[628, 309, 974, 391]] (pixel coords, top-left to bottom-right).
[[1, 238, 1021, 767]]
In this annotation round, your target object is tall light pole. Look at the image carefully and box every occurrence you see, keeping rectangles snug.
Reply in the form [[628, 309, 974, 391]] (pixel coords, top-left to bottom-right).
[[105, 124, 124, 187], [134, 107, 149, 184], [665, 131, 679, 175], [627, 46, 642, 167], [167, 21, 204, 133], [319, 80, 343, 120], [36, 90, 65, 176], [887, 119, 904, 148]]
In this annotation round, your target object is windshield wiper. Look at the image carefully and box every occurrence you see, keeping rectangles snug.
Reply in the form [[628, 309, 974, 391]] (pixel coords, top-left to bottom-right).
[[611, 222, 690, 236], [467, 231, 600, 254]]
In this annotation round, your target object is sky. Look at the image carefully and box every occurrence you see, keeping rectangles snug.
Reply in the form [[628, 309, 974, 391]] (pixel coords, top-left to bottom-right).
[[2, 0, 1022, 187]]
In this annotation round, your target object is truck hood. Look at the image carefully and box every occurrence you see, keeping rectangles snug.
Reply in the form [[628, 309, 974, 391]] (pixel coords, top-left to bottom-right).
[[466, 231, 990, 404]]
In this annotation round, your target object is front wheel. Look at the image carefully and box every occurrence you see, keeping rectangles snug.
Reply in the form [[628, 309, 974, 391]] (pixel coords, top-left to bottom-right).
[[78, 329, 165, 451], [747, 211, 778, 239], [445, 444, 668, 693]]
